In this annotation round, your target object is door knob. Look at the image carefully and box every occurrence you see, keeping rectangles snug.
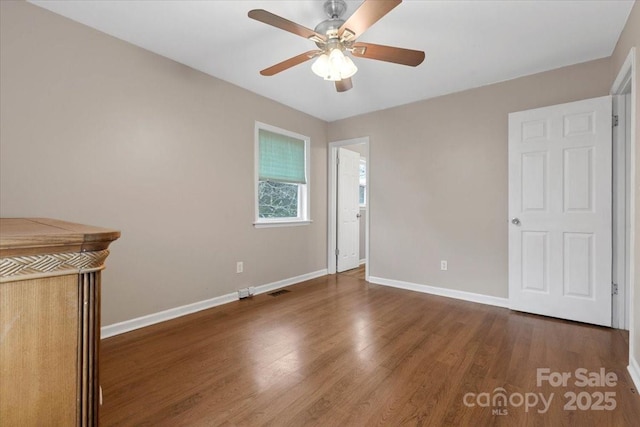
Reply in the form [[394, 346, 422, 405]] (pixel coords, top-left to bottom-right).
[[511, 218, 521, 226], [356, 213, 362, 218]]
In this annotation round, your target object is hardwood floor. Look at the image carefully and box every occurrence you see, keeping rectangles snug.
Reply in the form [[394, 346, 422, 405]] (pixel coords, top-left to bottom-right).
[[100, 273, 640, 426], [338, 264, 366, 280]]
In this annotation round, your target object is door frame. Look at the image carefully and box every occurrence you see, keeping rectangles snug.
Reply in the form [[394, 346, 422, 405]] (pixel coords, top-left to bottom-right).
[[328, 137, 370, 280], [611, 47, 636, 331]]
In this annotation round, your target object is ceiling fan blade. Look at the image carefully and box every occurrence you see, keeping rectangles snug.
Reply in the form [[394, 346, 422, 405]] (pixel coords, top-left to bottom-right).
[[351, 42, 425, 66], [338, 0, 402, 40], [335, 78, 353, 92], [249, 9, 326, 42], [260, 50, 322, 76]]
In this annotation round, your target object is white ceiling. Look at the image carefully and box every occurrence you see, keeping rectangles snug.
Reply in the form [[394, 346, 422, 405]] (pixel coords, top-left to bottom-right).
[[29, 0, 634, 122]]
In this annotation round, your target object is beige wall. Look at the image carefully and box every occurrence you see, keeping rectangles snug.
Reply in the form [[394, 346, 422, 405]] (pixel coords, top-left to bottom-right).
[[0, 1, 328, 325], [611, 1, 640, 368], [328, 58, 612, 298]]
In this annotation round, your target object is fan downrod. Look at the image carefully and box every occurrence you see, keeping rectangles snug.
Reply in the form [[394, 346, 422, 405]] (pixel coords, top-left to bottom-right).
[[323, 0, 347, 19]]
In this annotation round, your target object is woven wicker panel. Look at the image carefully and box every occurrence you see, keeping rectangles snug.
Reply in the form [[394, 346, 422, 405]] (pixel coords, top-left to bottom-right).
[[0, 250, 110, 279]]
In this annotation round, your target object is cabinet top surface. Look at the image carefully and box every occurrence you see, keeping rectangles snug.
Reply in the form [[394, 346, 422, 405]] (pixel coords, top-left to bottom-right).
[[0, 218, 120, 256]]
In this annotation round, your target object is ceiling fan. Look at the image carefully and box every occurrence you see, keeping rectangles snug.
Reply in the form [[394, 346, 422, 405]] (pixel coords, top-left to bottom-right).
[[248, 0, 425, 92]]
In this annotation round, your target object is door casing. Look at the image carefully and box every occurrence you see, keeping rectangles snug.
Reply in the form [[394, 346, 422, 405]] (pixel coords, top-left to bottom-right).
[[611, 47, 637, 331]]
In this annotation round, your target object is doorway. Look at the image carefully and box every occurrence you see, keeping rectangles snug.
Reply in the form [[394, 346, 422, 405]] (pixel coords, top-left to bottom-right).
[[328, 137, 370, 280], [507, 48, 636, 330]]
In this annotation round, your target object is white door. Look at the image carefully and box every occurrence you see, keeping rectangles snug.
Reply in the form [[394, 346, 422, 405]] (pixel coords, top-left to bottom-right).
[[337, 147, 360, 272], [508, 96, 612, 326]]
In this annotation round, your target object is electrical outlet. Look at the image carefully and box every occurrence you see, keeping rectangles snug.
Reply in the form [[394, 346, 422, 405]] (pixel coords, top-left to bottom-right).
[[236, 261, 243, 273], [440, 260, 448, 271]]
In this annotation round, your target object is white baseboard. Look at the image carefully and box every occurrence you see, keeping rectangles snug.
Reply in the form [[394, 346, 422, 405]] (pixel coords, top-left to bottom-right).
[[101, 269, 327, 339], [100, 292, 236, 339], [368, 276, 509, 309], [359, 259, 366, 266], [628, 356, 640, 392], [252, 269, 328, 296]]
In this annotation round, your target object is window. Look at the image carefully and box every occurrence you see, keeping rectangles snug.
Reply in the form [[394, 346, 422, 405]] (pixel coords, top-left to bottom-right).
[[359, 158, 367, 207], [255, 122, 310, 227]]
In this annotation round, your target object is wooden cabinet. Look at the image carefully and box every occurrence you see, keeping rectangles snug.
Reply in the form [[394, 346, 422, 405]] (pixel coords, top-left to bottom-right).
[[0, 218, 120, 426]]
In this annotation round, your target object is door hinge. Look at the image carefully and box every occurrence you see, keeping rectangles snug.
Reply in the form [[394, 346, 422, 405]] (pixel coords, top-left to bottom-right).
[[612, 283, 619, 295], [613, 115, 619, 127], [335, 248, 339, 256], [336, 156, 340, 165]]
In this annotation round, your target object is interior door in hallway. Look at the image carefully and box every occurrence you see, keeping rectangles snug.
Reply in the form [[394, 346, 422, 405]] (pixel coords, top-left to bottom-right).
[[508, 95, 612, 326], [337, 147, 360, 272]]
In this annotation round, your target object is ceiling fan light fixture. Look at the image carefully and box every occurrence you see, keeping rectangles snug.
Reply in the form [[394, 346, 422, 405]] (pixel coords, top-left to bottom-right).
[[329, 47, 345, 67], [312, 51, 342, 81], [340, 55, 358, 79], [312, 48, 357, 81], [311, 53, 331, 77]]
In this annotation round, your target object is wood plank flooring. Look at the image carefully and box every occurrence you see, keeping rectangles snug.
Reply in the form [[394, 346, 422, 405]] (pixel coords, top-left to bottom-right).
[[339, 264, 366, 280], [100, 273, 640, 426]]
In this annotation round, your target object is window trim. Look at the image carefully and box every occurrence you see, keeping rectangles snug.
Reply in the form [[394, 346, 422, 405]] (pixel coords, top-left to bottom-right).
[[254, 121, 311, 228]]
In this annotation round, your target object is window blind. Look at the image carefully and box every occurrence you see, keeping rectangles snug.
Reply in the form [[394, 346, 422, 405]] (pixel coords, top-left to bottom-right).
[[258, 129, 306, 184]]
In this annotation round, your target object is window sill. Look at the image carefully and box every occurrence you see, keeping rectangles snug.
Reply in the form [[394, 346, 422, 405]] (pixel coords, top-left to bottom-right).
[[253, 220, 313, 229]]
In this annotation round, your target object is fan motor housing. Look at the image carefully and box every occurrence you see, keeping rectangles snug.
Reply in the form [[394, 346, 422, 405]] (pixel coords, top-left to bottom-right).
[[314, 19, 344, 43]]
